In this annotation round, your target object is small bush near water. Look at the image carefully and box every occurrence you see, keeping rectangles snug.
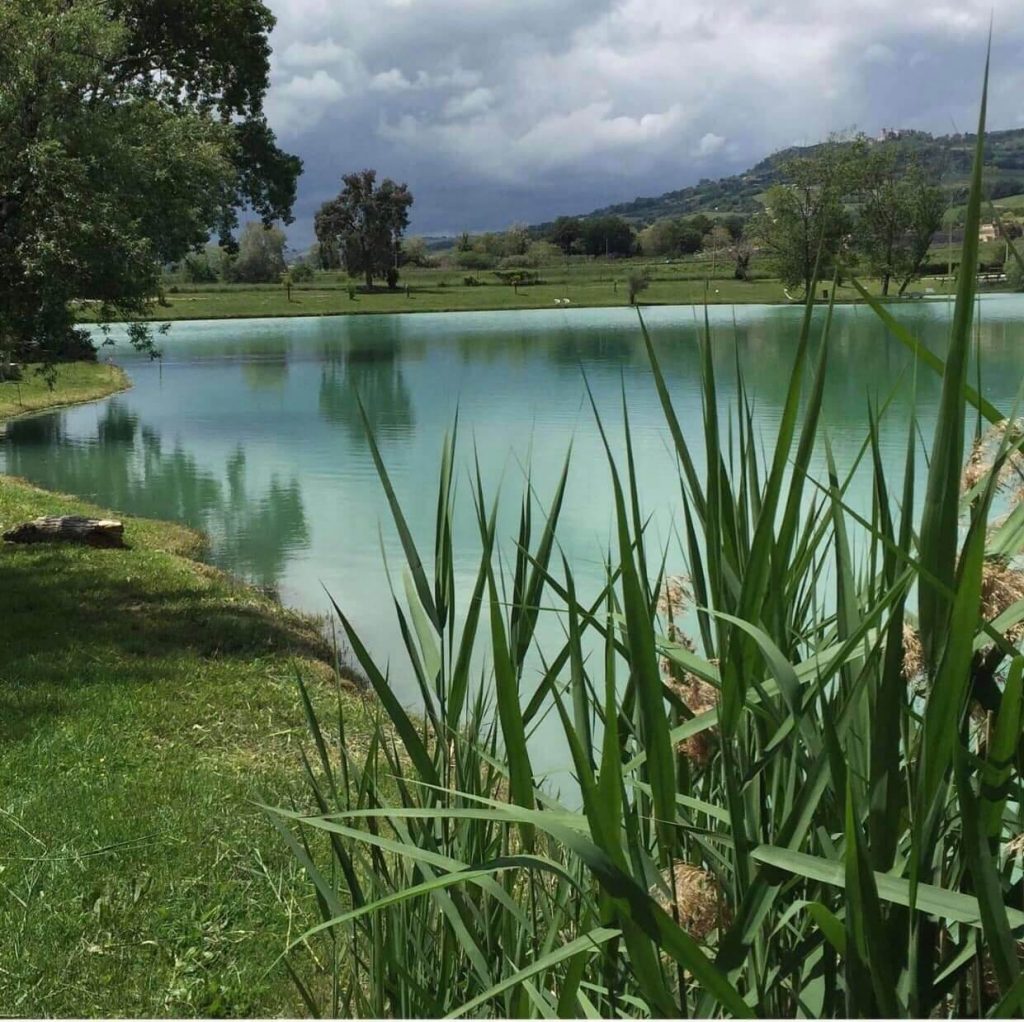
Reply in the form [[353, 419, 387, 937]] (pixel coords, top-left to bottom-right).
[[270, 65, 1024, 1017]]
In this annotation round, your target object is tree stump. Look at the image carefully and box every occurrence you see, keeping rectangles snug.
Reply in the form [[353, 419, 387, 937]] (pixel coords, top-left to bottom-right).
[[3, 515, 125, 548]]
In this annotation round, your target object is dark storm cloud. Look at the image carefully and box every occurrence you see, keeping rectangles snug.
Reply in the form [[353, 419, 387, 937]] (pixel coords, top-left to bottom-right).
[[264, 0, 1024, 246]]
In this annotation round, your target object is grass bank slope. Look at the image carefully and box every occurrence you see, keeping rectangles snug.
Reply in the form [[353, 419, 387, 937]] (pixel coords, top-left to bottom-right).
[[0, 376, 372, 1015], [0, 362, 129, 420]]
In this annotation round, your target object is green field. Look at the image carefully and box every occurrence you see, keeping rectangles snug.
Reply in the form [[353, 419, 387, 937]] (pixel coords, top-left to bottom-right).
[[0, 373, 372, 1015], [90, 259, 984, 323]]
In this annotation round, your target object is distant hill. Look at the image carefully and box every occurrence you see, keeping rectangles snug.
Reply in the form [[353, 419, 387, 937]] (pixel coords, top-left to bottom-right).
[[421, 235, 458, 251], [543, 127, 1024, 228]]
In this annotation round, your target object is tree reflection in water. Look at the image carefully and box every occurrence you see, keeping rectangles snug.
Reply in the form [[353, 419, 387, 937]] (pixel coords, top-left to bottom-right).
[[3, 402, 309, 591], [318, 330, 414, 441]]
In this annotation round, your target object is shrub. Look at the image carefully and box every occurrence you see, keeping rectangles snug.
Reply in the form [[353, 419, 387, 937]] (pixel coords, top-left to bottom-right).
[[627, 267, 651, 304], [496, 254, 535, 270], [456, 249, 497, 270], [224, 222, 287, 284], [401, 236, 434, 267], [493, 269, 539, 287], [182, 252, 218, 284], [919, 259, 955, 276], [526, 240, 562, 264], [290, 261, 315, 283], [1007, 257, 1024, 291]]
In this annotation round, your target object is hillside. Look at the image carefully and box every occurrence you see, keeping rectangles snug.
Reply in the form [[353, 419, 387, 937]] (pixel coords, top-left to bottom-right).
[[564, 127, 1024, 226]]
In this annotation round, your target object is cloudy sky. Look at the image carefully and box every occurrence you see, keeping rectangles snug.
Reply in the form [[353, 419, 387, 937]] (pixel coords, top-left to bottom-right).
[[263, 0, 1024, 246]]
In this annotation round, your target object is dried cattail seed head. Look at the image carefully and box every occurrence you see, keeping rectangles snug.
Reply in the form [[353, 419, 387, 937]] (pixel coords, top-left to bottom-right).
[[651, 863, 728, 942]]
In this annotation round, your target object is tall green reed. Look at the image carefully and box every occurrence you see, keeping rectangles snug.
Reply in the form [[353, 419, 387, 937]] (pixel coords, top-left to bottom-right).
[[268, 54, 1024, 1017]]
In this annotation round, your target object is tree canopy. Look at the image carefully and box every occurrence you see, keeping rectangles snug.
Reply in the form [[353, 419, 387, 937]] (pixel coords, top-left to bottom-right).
[[750, 139, 947, 296], [549, 217, 583, 255], [0, 0, 301, 362], [637, 219, 703, 257], [314, 171, 414, 289], [579, 216, 635, 257], [856, 148, 945, 295], [749, 144, 856, 295], [226, 223, 287, 284]]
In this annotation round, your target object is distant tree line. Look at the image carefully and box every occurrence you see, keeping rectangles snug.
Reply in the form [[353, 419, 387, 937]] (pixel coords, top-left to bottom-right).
[[174, 223, 315, 286]]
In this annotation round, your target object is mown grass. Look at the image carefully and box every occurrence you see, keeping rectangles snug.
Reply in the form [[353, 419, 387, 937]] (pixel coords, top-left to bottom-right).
[[0, 362, 129, 420], [77, 265, 974, 323], [0, 381, 375, 1015]]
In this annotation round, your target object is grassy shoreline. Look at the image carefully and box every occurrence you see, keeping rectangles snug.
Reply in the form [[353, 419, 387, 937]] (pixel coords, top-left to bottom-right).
[[0, 371, 370, 1015], [0, 362, 131, 422], [74, 266, 993, 324]]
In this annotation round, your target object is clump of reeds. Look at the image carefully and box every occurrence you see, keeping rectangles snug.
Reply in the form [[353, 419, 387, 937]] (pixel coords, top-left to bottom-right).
[[962, 418, 1024, 495], [272, 56, 1024, 1020], [980, 556, 1024, 643]]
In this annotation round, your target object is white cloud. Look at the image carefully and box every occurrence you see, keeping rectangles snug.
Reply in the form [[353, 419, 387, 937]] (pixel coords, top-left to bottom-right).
[[264, 70, 347, 136], [442, 87, 495, 119], [694, 132, 726, 157], [370, 68, 414, 92]]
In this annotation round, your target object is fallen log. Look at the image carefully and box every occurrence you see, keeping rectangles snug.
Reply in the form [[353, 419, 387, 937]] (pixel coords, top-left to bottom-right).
[[3, 515, 125, 548]]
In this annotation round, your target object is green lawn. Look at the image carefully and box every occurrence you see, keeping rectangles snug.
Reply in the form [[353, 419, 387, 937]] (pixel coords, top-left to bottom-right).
[[0, 362, 129, 420], [0, 375, 372, 1015], [87, 264, 974, 323]]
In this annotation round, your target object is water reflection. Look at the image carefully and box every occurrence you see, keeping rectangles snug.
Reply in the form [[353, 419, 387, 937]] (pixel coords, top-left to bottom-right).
[[318, 334, 415, 440], [3, 402, 309, 590], [241, 356, 290, 392], [4, 300, 1024, 694], [218, 449, 308, 588]]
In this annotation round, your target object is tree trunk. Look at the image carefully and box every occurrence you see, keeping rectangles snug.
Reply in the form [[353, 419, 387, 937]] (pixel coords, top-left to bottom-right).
[[881, 272, 891, 296], [3, 515, 124, 548], [364, 268, 373, 289]]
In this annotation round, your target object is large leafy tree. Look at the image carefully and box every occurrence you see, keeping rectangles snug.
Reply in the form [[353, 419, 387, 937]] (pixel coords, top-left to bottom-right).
[[856, 149, 946, 295], [314, 171, 414, 290], [226, 223, 287, 284], [548, 216, 582, 255], [0, 0, 301, 363], [750, 142, 859, 295]]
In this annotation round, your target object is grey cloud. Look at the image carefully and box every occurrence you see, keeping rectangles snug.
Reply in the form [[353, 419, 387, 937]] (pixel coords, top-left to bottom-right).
[[264, 0, 1024, 245]]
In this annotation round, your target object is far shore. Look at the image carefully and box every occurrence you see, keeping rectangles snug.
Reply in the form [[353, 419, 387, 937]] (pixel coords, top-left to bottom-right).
[[73, 271, 1004, 326]]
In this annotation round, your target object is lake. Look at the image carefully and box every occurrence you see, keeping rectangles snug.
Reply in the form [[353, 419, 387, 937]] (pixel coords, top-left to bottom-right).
[[4, 298, 1024, 713]]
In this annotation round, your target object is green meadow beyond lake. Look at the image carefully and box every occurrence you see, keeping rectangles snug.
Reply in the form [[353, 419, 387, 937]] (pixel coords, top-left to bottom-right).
[[5, 299, 1023, 714]]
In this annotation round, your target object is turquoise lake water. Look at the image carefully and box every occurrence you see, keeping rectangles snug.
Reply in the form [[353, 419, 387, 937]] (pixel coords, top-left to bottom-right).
[[4, 298, 1024, 720]]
